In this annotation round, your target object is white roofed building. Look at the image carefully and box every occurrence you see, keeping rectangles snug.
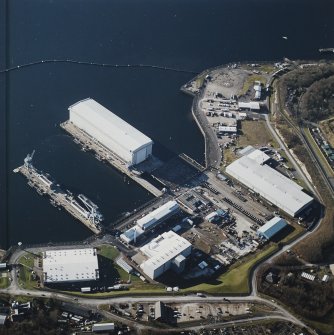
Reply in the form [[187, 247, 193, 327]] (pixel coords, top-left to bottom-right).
[[238, 102, 260, 111], [136, 200, 180, 231], [69, 98, 153, 166], [139, 231, 191, 279], [120, 201, 180, 244], [226, 155, 313, 217], [43, 248, 99, 284]]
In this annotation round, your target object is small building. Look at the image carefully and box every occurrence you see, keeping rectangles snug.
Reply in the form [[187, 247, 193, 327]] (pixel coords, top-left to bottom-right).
[[322, 274, 329, 282], [116, 257, 133, 274], [205, 211, 219, 222], [120, 226, 144, 244], [257, 217, 288, 240], [301, 272, 315, 282], [238, 101, 260, 111], [253, 83, 262, 100], [218, 126, 237, 134], [154, 301, 166, 321], [0, 263, 7, 270], [92, 322, 115, 332]]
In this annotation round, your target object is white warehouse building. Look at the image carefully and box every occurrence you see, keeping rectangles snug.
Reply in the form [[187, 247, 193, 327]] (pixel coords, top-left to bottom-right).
[[120, 200, 180, 244], [226, 155, 313, 217], [69, 98, 153, 166], [139, 230, 192, 280], [136, 200, 180, 231], [43, 248, 99, 284]]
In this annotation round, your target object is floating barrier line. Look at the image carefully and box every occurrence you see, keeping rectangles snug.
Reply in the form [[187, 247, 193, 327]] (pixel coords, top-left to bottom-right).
[[0, 59, 199, 75]]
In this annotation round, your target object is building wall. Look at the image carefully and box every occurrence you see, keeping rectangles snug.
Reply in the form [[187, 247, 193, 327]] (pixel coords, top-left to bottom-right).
[[69, 108, 152, 165]]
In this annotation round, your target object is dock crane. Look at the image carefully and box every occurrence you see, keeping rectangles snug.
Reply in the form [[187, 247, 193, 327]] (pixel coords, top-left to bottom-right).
[[24, 150, 35, 169], [78, 194, 104, 225]]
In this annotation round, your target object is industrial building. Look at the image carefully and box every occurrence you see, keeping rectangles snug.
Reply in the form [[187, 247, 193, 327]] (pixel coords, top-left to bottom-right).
[[238, 101, 260, 111], [43, 248, 99, 283], [69, 98, 153, 166], [218, 126, 237, 134], [257, 217, 288, 240], [226, 155, 313, 217], [239, 146, 271, 165], [136, 200, 180, 231], [120, 226, 144, 244], [120, 200, 180, 244], [92, 323, 115, 332], [138, 230, 192, 280]]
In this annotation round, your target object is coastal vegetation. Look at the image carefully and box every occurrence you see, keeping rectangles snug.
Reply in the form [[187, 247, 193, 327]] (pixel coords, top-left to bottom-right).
[[278, 63, 334, 122]]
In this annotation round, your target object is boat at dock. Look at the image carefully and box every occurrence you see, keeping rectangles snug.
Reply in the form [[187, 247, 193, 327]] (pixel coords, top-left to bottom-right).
[[14, 151, 103, 234]]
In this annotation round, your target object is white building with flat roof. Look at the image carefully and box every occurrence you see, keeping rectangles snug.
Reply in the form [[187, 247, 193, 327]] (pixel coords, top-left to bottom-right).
[[136, 200, 180, 231], [139, 231, 192, 279], [238, 101, 260, 111], [226, 155, 313, 217], [43, 248, 99, 283], [69, 98, 153, 166]]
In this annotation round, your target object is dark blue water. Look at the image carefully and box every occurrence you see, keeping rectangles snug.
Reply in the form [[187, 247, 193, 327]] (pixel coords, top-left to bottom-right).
[[1, 0, 333, 248]]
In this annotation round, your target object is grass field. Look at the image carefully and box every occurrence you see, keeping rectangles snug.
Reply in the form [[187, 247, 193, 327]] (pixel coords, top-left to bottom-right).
[[239, 120, 278, 148], [240, 74, 267, 96], [18, 254, 38, 290], [184, 244, 278, 294], [0, 276, 9, 289]]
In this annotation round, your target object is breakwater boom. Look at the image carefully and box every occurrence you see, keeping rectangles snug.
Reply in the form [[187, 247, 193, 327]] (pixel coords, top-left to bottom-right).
[[0, 59, 199, 75], [13, 151, 103, 235]]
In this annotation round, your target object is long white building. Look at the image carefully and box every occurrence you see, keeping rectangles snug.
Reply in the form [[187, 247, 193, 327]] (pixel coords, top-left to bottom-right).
[[43, 248, 99, 283], [69, 98, 153, 166], [139, 231, 192, 280], [226, 155, 313, 217], [136, 200, 180, 231], [120, 200, 180, 244]]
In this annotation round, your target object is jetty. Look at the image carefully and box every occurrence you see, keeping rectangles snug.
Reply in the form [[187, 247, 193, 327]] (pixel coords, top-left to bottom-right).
[[14, 152, 102, 235]]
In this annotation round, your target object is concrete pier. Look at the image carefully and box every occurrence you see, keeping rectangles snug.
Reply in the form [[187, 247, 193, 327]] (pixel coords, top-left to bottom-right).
[[60, 121, 163, 197], [14, 165, 101, 235]]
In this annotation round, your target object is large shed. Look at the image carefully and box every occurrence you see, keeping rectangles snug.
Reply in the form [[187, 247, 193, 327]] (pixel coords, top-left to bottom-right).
[[69, 98, 153, 166], [43, 248, 99, 284], [257, 217, 288, 240], [226, 155, 313, 217]]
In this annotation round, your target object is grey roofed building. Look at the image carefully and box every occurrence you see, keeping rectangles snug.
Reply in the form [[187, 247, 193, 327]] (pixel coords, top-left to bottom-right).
[[92, 322, 115, 332], [226, 155, 313, 217], [257, 217, 288, 240]]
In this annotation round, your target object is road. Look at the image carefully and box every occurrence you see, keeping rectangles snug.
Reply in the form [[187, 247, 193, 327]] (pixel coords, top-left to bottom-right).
[[264, 114, 317, 196]]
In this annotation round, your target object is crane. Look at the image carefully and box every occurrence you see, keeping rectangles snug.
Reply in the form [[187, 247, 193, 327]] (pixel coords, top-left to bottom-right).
[[24, 150, 35, 169]]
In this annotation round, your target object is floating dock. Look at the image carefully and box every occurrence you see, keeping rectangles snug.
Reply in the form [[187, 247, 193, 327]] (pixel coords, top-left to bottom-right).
[[14, 153, 102, 235], [60, 121, 163, 197]]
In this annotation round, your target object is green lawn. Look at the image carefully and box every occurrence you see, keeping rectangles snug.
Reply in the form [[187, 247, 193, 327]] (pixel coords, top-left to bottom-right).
[[240, 74, 267, 96], [98, 245, 120, 260], [184, 245, 278, 294], [97, 245, 164, 292], [18, 254, 38, 289], [0, 276, 10, 289]]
